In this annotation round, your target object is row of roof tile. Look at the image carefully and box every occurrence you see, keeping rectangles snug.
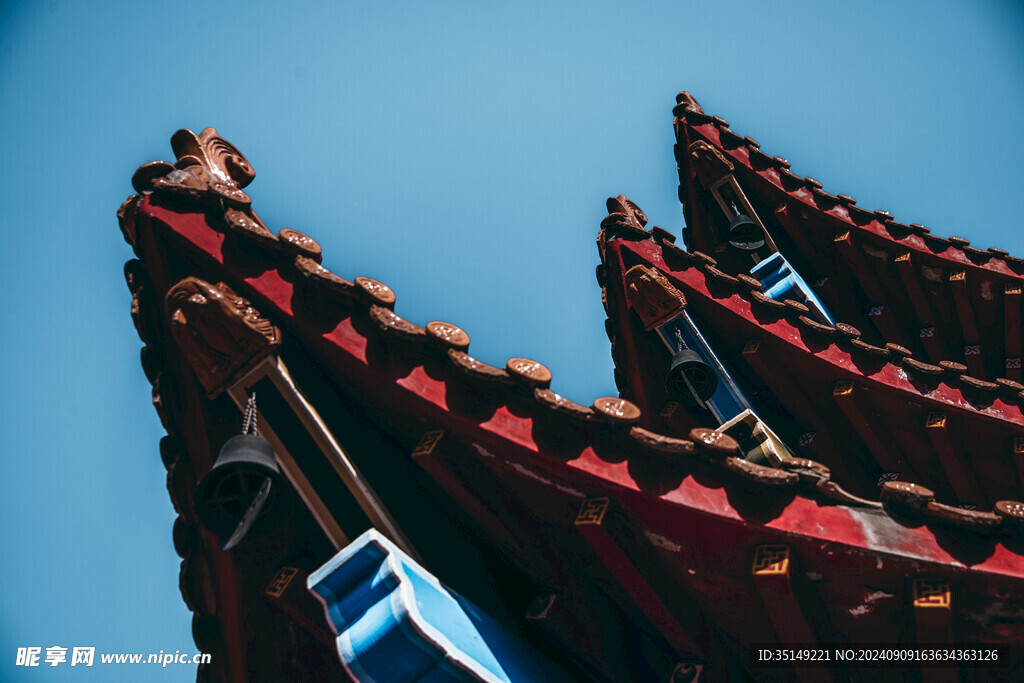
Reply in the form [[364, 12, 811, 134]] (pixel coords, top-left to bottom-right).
[[672, 92, 1024, 272], [604, 208, 1024, 406], [597, 200, 1024, 536], [122, 130, 1024, 581]]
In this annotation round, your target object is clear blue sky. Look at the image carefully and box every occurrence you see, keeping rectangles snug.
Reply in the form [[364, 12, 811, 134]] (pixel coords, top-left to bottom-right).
[[1, 1, 1021, 680]]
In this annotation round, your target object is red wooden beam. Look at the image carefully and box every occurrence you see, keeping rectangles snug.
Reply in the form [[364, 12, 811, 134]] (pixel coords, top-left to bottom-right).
[[923, 413, 986, 507], [767, 205, 843, 318], [410, 429, 523, 553], [948, 271, 985, 378], [893, 252, 948, 364], [833, 231, 905, 345], [742, 340, 865, 490], [1004, 283, 1022, 382], [832, 380, 904, 474], [774, 203, 830, 274], [137, 224, 250, 683], [751, 544, 829, 683], [1015, 438, 1024, 496], [912, 578, 957, 683], [263, 566, 336, 648], [574, 497, 704, 661]]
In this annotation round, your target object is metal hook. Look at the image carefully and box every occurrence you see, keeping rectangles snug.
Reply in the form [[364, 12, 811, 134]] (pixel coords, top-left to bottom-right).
[[241, 393, 258, 435]]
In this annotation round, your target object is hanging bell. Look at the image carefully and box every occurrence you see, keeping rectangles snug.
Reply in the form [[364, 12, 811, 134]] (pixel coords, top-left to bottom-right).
[[666, 348, 719, 406], [195, 432, 290, 549], [727, 214, 765, 251]]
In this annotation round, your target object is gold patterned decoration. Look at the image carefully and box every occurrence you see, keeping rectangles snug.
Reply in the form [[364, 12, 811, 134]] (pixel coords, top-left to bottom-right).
[[752, 544, 791, 576], [833, 380, 855, 396], [912, 578, 951, 609], [265, 566, 299, 598], [412, 430, 445, 457], [355, 277, 396, 307], [575, 497, 610, 526]]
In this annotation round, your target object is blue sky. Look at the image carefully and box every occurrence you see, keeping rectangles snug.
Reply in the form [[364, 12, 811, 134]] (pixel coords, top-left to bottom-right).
[[1, 1, 1022, 680]]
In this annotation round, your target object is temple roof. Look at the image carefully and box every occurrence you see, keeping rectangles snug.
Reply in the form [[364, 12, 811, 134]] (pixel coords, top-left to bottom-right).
[[672, 92, 1022, 270], [673, 92, 1024, 384], [121, 156, 1024, 543], [120, 126, 1024, 680]]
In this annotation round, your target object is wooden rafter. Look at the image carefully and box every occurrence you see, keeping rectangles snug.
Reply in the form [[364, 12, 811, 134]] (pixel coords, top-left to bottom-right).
[[574, 498, 704, 661], [773, 205, 850, 323], [911, 578, 956, 683], [751, 544, 828, 683], [1004, 283, 1022, 382], [742, 340, 866, 490], [833, 231, 903, 344], [409, 429, 523, 553], [831, 380, 904, 474], [773, 204, 819, 267], [894, 252, 949, 364], [923, 412, 986, 507], [1015, 438, 1024, 497], [948, 271, 984, 377]]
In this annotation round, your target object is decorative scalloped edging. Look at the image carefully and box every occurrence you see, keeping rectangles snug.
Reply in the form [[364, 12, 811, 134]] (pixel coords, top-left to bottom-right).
[[185, 170, 1024, 540], [121, 257, 225, 676], [126, 186, 892, 520]]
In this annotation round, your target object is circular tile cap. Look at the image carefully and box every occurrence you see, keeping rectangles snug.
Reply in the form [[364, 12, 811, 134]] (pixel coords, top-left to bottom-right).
[[881, 481, 934, 510], [426, 321, 470, 350], [592, 397, 641, 424], [355, 277, 396, 307], [279, 228, 322, 260], [688, 427, 738, 456], [994, 500, 1024, 527], [506, 358, 552, 388]]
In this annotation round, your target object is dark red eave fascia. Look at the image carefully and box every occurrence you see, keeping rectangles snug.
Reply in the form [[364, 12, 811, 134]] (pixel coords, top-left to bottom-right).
[[675, 113, 1024, 278], [606, 234, 1024, 429], [135, 196, 1024, 581]]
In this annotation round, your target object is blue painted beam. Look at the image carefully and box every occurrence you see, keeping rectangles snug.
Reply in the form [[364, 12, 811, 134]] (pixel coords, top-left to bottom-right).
[[307, 529, 572, 682], [750, 252, 834, 325]]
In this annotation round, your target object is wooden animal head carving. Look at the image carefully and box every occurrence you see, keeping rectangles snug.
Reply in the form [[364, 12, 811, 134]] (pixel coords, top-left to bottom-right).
[[166, 277, 280, 397]]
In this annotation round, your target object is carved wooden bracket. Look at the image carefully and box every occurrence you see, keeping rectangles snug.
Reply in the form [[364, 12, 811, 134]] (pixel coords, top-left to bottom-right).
[[165, 277, 281, 398], [688, 140, 734, 187], [624, 264, 687, 330]]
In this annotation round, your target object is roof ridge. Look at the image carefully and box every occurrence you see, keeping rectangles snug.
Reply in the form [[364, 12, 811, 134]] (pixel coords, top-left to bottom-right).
[[598, 197, 1024, 410], [672, 92, 1024, 275], [597, 199, 1024, 538], [121, 130, 1024, 562]]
